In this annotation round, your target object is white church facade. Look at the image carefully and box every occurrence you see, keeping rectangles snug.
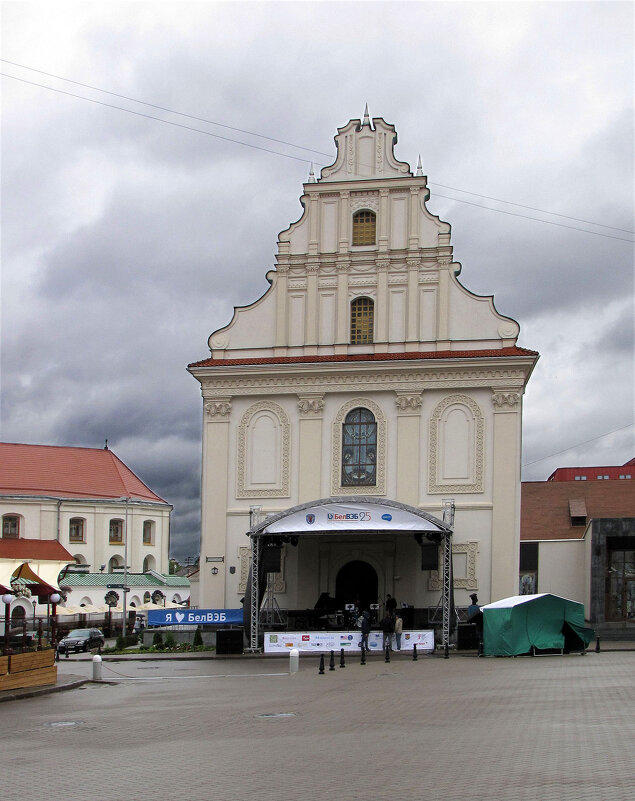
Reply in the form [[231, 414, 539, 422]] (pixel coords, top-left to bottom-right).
[[189, 113, 538, 627]]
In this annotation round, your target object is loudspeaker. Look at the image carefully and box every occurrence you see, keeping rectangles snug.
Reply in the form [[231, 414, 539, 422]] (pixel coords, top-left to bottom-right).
[[262, 546, 282, 573], [420, 543, 439, 570], [216, 629, 244, 655]]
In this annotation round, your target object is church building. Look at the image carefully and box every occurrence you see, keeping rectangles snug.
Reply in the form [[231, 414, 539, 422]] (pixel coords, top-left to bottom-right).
[[189, 112, 539, 626]]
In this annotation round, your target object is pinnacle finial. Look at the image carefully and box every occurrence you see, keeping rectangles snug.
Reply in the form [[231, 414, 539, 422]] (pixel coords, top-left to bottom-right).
[[362, 104, 370, 126], [308, 162, 316, 183], [416, 155, 423, 176]]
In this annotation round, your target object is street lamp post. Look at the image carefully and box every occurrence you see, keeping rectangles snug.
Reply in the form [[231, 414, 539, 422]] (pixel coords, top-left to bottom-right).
[[49, 592, 61, 658], [2, 593, 15, 655], [32, 599, 37, 630]]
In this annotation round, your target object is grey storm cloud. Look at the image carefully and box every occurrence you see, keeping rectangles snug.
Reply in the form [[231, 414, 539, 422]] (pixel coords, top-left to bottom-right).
[[1, 1, 633, 561]]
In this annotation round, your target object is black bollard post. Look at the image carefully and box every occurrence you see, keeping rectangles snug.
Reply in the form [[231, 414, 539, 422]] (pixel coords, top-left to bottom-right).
[[444, 642, 449, 659], [329, 650, 335, 671], [412, 644, 418, 661], [339, 648, 346, 668], [360, 645, 366, 665], [319, 654, 325, 675], [595, 636, 601, 653], [385, 645, 390, 663], [65, 647, 69, 659]]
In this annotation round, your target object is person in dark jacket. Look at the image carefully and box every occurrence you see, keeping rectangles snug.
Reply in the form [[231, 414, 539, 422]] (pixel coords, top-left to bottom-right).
[[360, 610, 371, 651], [381, 613, 394, 651]]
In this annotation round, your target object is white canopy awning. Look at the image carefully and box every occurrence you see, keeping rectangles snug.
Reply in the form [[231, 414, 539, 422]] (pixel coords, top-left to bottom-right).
[[253, 498, 451, 537]]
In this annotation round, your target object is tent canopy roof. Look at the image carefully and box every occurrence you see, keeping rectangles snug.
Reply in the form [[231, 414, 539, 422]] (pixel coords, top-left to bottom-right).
[[249, 497, 452, 537]]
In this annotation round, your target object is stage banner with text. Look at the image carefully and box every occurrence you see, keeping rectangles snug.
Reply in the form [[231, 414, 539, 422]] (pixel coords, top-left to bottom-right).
[[263, 630, 434, 653], [147, 608, 243, 626]]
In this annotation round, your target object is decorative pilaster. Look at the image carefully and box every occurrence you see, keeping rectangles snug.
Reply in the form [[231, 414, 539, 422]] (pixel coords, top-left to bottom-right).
[[200, 395, 232, 609], [297, 394, 325, 503], [395, 391, 422, 505], [275, 264, 289, 347], [336, 260, 350, 344], [406, 258, 421, 342]]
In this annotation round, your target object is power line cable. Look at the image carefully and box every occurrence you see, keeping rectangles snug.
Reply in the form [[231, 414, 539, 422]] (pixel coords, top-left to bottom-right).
[[0, 72, 313, 164], [522, 422, 634, 467], [0, 58, 327, 158], [2, 67, 634, 243], [3, 60, 632, 234], [431, 193, 634, 242]]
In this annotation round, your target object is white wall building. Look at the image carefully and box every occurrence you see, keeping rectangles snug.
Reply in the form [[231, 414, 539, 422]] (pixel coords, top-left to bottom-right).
[[189, 112, 538, 618]]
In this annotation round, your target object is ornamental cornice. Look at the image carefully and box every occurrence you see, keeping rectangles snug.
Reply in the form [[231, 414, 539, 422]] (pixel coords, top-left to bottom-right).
[[348, 278, 377, 287], [276, 265, 290, 275], [350, 190, 380, 198], [336, 261, 351, 273], [387, 275, 407, 284], [306, 263, 320, 274], [318, 279, 338, 289], [199, 370, 528, 397], [376, 260, 390, 271], [288, 279, 307, 289], [419, 274, 439, 283], [407, 258, 422, 271]]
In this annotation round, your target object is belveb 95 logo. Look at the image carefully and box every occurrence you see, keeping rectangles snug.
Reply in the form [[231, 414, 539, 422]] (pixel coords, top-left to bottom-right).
[[327, 511, 372, 521], [306, 514, 316, 524]]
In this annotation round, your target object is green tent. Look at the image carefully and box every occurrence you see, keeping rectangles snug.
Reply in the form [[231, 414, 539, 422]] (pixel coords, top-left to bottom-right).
[[482, 593, 595, 657]]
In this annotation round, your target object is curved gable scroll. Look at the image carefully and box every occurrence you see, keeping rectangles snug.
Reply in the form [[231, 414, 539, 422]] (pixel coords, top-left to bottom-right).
[[428, 394, 484, 494], [331, 398, 386, 496], [237, 401, 290, 498]]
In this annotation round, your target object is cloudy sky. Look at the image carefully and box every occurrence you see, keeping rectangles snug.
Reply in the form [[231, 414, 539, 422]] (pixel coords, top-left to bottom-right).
[[1, 1, 633, 561]]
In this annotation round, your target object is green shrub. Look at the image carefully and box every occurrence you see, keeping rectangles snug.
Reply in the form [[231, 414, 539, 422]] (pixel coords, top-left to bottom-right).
[[193, 627, 203, 647], [124, 634, 138, 647], [116, 634, 125, 651], [152, 631, 163, 647], [164, 632, 177, 650]]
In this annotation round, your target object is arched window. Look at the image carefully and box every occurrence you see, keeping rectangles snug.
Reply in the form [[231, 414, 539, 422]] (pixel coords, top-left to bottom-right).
[[352, 209, 376, 245], [342, 408, 377, 486], [108, 555, 123, 572], [143, 554, 156, 573], [2, 515, 20, 538], [350, 297, 374, 344], [143, 591, 152, 604], [143, 520, 155, 545], [69, 518, 85, 543], [109, 519, 123, 544]]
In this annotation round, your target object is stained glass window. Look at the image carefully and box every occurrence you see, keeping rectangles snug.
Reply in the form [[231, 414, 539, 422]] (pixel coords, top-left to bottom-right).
[[350, 297, 374, 344], [342, 408, 377, 486]]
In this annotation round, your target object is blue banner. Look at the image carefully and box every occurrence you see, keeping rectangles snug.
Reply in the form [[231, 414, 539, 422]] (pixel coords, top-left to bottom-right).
[[146, 608, 243, 626]]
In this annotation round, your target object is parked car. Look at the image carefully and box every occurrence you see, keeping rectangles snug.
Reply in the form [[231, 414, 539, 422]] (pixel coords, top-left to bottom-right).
[[57, 628, 105, 654]]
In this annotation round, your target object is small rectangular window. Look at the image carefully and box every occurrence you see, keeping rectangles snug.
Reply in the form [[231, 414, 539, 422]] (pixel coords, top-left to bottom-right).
[[109, 520, 123, 544], [2, 515, 19, 538], [69, 518, 85, 543]]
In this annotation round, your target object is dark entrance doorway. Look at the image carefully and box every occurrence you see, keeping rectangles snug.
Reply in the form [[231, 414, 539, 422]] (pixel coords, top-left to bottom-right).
[[335, 560, 378, 613]]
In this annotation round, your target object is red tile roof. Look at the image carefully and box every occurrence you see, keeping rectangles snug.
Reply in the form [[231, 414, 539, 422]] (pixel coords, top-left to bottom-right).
[[0, 443, 167, 503], [189, 346, 539, 369], [0, 539, 74, 561], [521, 480, 635, 541]]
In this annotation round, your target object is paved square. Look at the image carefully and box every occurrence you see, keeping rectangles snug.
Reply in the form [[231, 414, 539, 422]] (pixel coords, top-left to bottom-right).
[[1, 651, 633, 800]]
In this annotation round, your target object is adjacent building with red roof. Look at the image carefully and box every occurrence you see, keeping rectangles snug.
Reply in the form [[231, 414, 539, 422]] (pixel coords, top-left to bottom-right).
[[520, 460, 634, 628], [1, 443, 172, 618]]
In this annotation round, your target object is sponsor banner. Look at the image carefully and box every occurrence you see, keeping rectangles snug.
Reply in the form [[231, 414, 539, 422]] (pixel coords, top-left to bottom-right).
[[263, 502, 445, 534], [147, 608, 243, 626], [263, 630, 435, 653]]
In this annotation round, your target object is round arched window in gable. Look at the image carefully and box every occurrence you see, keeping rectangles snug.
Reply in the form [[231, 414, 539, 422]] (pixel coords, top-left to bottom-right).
[[352, 209, 376, 245], [342, 408, 377, 486]]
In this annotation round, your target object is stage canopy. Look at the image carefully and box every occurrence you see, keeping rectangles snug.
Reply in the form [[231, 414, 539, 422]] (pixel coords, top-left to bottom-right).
[[249, 497, 451, 537]]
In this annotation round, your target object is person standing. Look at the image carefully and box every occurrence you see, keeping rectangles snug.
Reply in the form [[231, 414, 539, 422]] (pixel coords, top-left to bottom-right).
[[385, 594, 397, 616], [467, 593, 483, 654], [381, 612, 394, 651], [360, 610, 371, 651], [394, 613, 403, 650]]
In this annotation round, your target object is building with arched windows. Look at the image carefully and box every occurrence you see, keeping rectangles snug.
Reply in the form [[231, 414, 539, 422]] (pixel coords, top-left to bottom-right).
[[0, 443, 172, 620], [189, 112, 539, 623]]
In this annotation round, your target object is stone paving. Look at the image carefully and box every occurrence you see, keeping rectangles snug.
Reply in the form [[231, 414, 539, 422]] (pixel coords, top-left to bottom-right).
[[1, 650, 633, 801]]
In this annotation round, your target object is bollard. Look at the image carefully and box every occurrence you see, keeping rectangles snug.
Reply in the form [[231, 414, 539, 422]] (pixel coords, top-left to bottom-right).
[[92, 654, 102, 682], [444, 643, 449, 659], [385, 645, 391, 663], [329, 650, 335, 671], [413, 644, 418, 661], [360, 645, 366, 665], [595, 636, 601, 653], [289, 648, 299, 675], [65, 647, 69, 659], [318, 654, 325, 675], [339, 648, 346, 668]]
